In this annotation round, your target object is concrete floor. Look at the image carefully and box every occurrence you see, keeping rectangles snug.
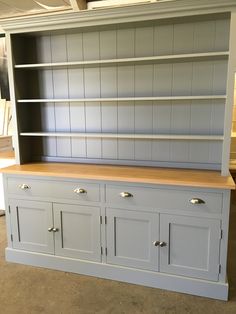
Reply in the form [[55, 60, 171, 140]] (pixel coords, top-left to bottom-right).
[[0, 196, 236, 314]]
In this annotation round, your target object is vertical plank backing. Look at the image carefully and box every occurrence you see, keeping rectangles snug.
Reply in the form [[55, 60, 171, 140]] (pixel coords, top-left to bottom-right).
[[152, 101, 171, 161], [193, 20, 215, 53], [134, 63, 153, 160], [154, 24, 173, 55], [101, 101, 118, 159], [212, 60, 228, 95], [153, 64, 173, 96], [51, 34, 71, 158], [214, 19, 230, 51], [171, 101, 190, 162], [83, 31, 101, 158], [190, 100, 211, 135], [171, 61, 192, 162], [192, 61, 214, 95], [100, 30, 118, 159], [101, 67, 117, 159], [172, 63, 192, 96], [117, 28, 135, 58], [118, 101, 135, 160], [37, 35, 57, 157], [85, 101, 102, 158], [117, 18, 135, 161], [135, 27, 153, 57], [67, 32, 86, 157], [211, 100, 225, 135], [173, 22, 194, 54]]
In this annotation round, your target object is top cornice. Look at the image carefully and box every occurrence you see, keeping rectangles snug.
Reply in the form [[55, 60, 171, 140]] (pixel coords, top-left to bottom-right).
[[0, 0, 236, 33]]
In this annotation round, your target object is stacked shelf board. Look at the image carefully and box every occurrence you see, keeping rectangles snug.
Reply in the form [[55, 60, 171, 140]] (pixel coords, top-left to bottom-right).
[[8, 10, 234, 173]]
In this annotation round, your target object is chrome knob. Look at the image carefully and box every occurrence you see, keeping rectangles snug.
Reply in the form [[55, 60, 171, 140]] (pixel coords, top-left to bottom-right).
[[52, 228, 59, 232], [120, 192, 133, 198], [159, 241, 167, 247], [153, 241, 167, 247], [190, 198, 205, 205], [48, 227, 53, 232], [19, 184, 30, 190], [74, 188, 87, 194]]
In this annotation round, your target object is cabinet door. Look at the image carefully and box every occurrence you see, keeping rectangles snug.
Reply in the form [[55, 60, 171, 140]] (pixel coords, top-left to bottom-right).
[[106, 208, 159, 271], [10, 199, 54, 254], [160, 214, 221, 281], [53, 203, 101, 262]]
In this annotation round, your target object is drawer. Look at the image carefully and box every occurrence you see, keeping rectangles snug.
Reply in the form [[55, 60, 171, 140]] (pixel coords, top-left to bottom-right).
[[105, 184, 222, 213], [7, 177, 100, 202]]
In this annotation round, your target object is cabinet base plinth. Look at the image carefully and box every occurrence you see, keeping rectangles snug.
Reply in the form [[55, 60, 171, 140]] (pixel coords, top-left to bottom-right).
[[5, 248, 228, 301]]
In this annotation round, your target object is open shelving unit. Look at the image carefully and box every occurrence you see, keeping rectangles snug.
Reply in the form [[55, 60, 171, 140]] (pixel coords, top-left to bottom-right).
[[7, 9, 234, 172]]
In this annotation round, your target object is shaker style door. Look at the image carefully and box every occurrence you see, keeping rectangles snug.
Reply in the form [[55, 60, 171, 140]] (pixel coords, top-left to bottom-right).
[[106, 208, 159, 271], [53, 203, 101, 262], [159, 214, 221, 281], [10, 199, 54, 254]]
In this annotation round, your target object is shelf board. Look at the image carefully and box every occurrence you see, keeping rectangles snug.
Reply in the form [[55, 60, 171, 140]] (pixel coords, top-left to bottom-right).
[[20, 132, 224, 141], [17, 95, 226, 103], [14, 51, 229, 69]]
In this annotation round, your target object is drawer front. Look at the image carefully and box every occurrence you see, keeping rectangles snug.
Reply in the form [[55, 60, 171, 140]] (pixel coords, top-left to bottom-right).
[[7, 177, 100, 202], [105, 184, 222, 213]]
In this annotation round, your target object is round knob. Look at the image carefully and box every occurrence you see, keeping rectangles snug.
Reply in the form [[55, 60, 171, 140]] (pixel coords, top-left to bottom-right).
[[120, 192, 133, 198], [48, 227, 53, 232], [190, 198, 205, 205], [153, 241, 167, 247], [52, 228, 59, 232], [159, 241, 167, 247], [19, 184, 30, 190], [74, 188, 87, 194]]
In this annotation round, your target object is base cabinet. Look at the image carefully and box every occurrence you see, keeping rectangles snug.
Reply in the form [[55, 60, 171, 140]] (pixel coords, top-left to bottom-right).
[[106, 208, 221, 281], [5, 175, 231, 300], [10, 199, 102, 262]]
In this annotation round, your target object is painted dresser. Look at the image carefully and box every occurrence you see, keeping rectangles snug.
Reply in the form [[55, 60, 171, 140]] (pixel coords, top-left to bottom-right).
[[1, 0, 236, 300]]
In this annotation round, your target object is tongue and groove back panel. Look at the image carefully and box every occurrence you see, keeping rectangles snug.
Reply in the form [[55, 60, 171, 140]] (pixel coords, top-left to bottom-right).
[[12, 16, 230, 169]]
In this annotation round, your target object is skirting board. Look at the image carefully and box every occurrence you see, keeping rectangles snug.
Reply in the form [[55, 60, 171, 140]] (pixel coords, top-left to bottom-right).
[[5, 248, 228, 301]]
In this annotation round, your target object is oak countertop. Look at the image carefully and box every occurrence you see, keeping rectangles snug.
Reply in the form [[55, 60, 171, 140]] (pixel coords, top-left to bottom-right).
[[1, 162, 235, 190]]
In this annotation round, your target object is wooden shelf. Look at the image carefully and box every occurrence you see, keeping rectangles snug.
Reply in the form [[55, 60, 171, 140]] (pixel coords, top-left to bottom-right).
[[20, 132, 224, 141], [17, 95, 226, 103], [1, 162, 234, 190], [14, 51, 229, 69]]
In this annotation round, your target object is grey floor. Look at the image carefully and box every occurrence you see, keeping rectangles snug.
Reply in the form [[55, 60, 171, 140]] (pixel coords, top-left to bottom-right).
[[0, 195, 236, 314]]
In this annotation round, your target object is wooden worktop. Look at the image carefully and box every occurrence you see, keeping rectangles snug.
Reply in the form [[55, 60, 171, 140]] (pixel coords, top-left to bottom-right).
[[1, 162, 235, 190]]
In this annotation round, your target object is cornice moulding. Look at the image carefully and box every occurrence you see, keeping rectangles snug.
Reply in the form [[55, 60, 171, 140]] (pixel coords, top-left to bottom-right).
[[0, 0, 236, 33]]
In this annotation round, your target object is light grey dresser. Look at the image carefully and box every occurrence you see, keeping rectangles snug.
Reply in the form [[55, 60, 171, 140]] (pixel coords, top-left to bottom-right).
[[1, 0, 236, 300]]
